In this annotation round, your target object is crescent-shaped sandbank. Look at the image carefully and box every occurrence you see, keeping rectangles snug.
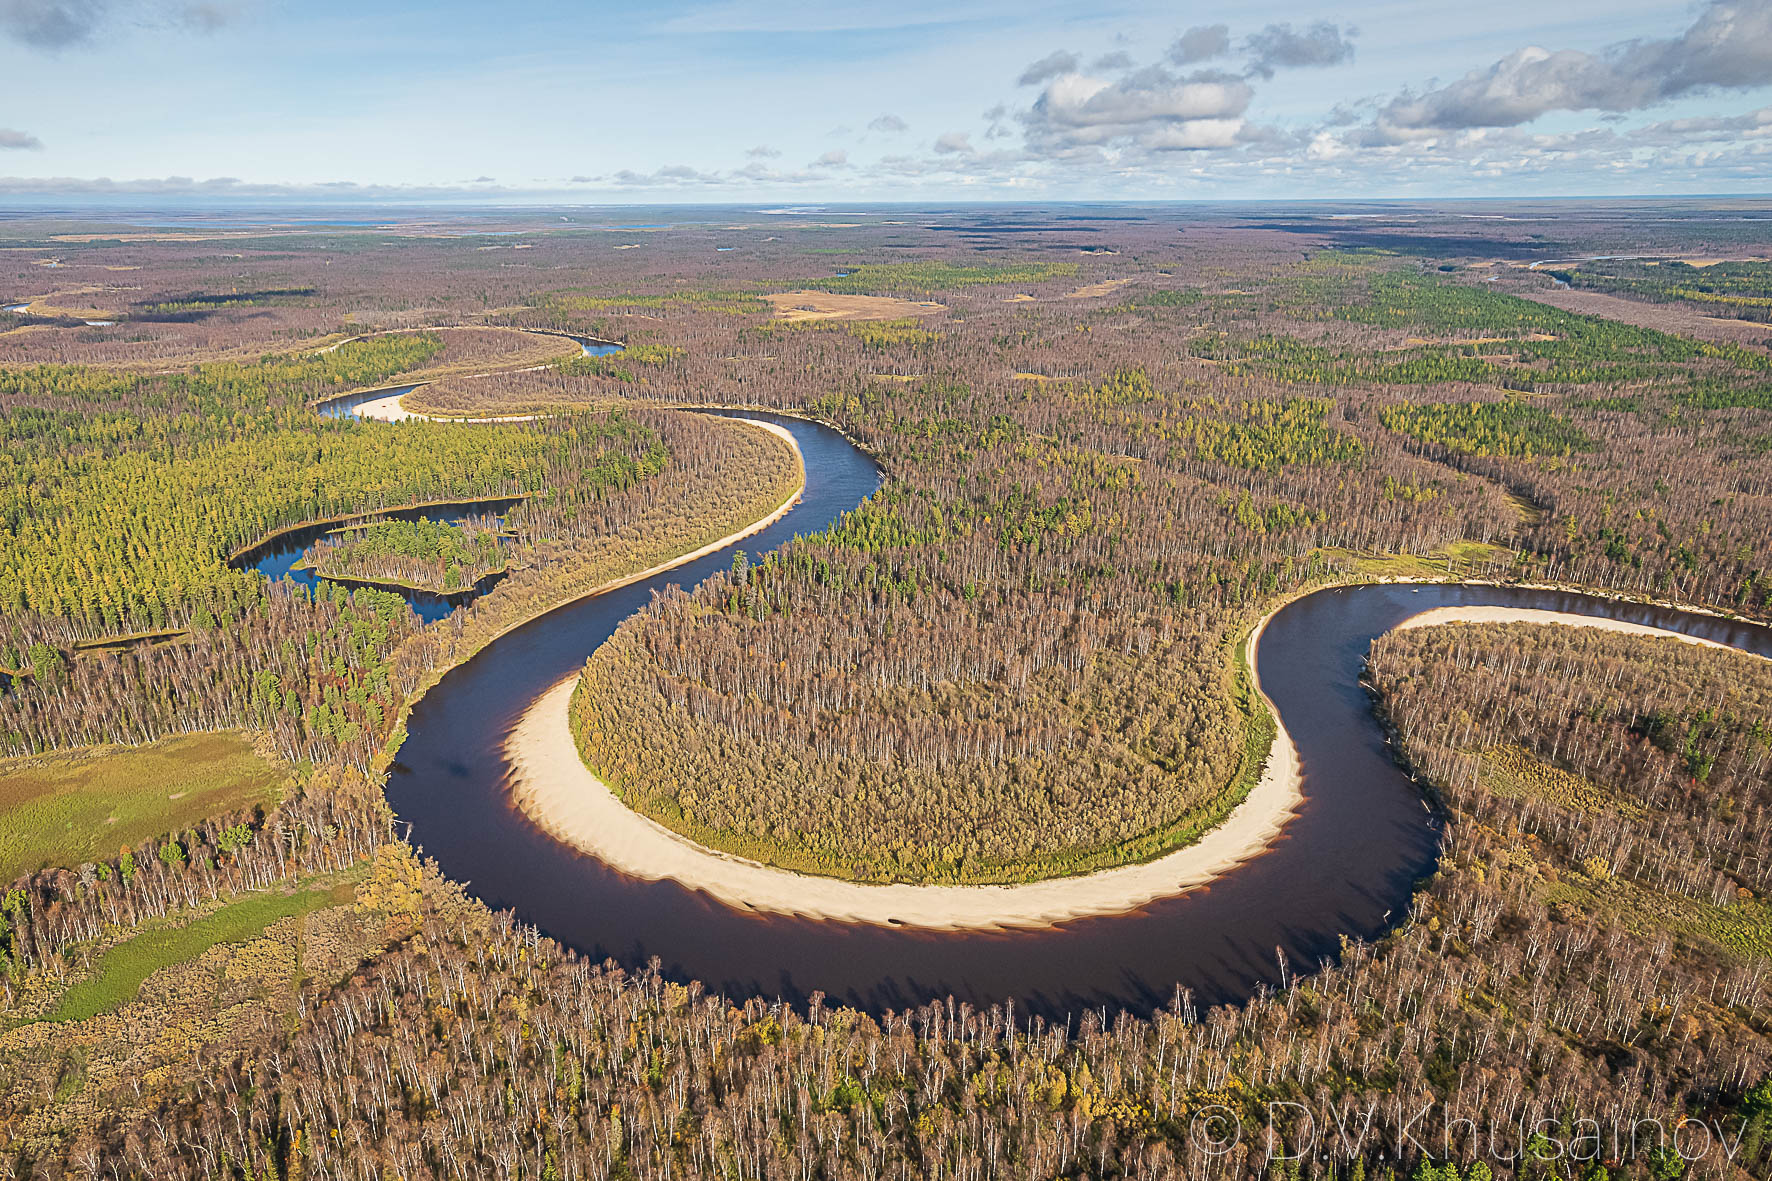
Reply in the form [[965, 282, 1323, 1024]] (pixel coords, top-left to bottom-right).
[[507, 557, 1767, 930]]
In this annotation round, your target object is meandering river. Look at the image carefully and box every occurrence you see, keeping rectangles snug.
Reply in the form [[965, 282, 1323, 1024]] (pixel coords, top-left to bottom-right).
[[230, 497, 525, 623], [239, 402, 1772, 1018], [314, 334, 624, 420]]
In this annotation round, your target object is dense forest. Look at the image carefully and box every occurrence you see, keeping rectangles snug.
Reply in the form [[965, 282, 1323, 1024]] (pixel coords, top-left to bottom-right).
[[9, 704, 1768, 1179], [569, 253, 1772, 881], [301, 517, 511, 593], [572, 557, 1268, 882], [0, 407, 795, 769], [1, 205, 1769, 1176], [1549, 259, 1772, 323], [1369, 623, 1772, 934]]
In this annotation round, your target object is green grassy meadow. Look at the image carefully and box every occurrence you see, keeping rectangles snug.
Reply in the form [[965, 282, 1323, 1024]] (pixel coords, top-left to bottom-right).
[[48, 885, 344, 1022], [0, 732, 286, 883]]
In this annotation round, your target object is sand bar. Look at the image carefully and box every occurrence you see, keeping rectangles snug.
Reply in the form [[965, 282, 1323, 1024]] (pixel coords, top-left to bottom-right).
[[1393, 605, 1768, 660], [352, 390, 544, 424], [508, 591, 1766, 931], [508, 608, 1302, 931]]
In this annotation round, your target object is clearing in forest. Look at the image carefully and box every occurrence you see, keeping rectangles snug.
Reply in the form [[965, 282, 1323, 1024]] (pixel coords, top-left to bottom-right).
[[0, 733, 286, 883], [763, 291, 945, 323], [47, 884, 344, 1022], [1063, 278, 1134, 299], [1477, 745, 1645, 818]]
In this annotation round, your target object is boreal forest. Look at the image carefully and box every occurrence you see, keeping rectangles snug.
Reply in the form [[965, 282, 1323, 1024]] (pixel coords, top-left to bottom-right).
[[0, 202, 1767, 1181]]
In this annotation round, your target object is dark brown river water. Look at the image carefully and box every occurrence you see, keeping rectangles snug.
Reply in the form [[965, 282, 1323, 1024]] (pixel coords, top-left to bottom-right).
[[380, 413, 1772, 1019]]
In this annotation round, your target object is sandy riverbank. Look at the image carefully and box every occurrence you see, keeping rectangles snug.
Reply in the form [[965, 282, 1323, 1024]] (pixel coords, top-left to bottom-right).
[[527, 416, 806, 592], [507, 589, 1768, 931], [352, 389, 545, 424], [1393, 605, 1769, 659], [507, 608, 1304, 931], [364, 415, 804, 781]]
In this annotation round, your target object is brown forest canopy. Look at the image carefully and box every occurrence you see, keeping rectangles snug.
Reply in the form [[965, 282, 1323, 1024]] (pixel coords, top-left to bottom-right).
[[1, 204, 1770, 1176]]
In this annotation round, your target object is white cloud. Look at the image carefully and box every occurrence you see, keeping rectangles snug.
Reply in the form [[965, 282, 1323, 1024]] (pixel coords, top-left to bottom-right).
[[1018, 49, 1079, 86], [1138, 119, 1243, 150], [1, 0, 109, 48], [1168, 25, 1228, 67], [611, 164, 723, 187], [7, 4, 1772, 203], [0, 174, 503, 196], [1242, 22, 1356, 80], [1370, 0, 1772, 136], [1630, 106, 1772, 145], [1019, 62, 1252, 154]]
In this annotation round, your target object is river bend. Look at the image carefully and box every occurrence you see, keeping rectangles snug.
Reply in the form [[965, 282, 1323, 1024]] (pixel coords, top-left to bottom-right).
[[370, 414, 1772, 1018]]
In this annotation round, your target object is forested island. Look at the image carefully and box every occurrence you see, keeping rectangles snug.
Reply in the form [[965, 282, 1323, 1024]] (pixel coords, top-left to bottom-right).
[[0, 202, 1768, 1179], [299, 517, 511, 595]]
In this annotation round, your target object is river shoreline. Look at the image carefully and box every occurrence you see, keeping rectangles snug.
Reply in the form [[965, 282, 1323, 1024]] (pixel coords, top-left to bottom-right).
[[225, 494, 529, 565], [369, 416, 807, 768], [390, 413, 1769, 1012], [313, 327, 624, 421], [505, 590, 1769, 932], [1394, 604, 1772, 658], [353, 391, 548, 424], [291, 562, 507, 600], [506, 594, 1304, 931]]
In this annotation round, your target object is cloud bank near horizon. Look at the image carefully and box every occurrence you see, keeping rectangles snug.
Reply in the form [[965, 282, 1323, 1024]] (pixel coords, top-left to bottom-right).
[[1, 0, 1770, 200]]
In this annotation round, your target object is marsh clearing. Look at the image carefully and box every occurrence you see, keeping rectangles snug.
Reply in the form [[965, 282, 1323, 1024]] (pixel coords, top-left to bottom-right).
[[0, 733, 287, 883], [763, 291, 945, 322]]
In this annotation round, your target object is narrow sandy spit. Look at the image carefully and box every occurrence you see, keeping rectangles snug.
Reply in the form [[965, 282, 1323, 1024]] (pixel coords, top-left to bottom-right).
[[1393, 605, 1769, 660], [508, 590, 1768, 932], [508, 610, 1304, 931], [352, 392, 419, 422], [354, 390, 544, 424]]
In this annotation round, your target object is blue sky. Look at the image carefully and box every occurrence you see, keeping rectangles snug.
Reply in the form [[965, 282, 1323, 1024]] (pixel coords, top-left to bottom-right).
[[1, 0, 1769, 201]]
